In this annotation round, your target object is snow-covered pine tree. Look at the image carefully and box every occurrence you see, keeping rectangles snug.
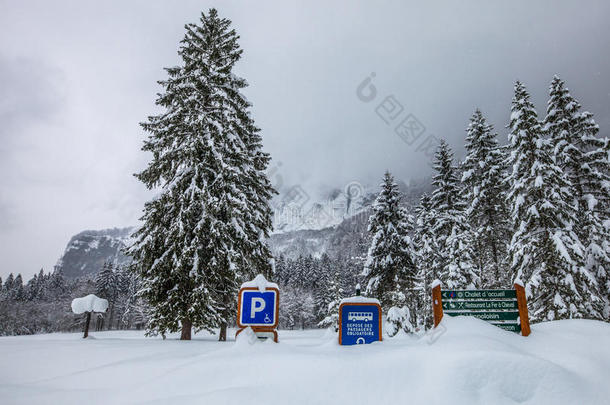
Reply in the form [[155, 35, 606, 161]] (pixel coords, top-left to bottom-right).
[[128, 9, 276, 340], [317, 269, 343, 331], [274, 254, 287, 286], [12, 274, 24, 301], [544, 76, 610, 319], [507, 80, 602, 321], [430, 140, 478, 289], [461, 109, 511, 287], [95, 261, 118, 329], [313, 253, 332, 322], [121, 272, 147, 330], [363, 171, 417, 334], [413, 193, 440, 329], [95, 262, 118, 302], [4, 273, 14, 292]]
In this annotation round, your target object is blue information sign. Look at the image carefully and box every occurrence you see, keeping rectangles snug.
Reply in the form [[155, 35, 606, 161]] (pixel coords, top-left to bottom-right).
[[339, 302, 382, 345], [238, 289, 278, 328]]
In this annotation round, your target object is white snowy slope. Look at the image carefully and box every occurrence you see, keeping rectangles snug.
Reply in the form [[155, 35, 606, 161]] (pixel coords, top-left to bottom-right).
[[0, 317, 608, 405]]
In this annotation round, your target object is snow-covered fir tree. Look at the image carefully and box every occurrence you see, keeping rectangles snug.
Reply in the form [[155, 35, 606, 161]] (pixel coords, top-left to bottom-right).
[[413, 193, 440, 329], [430, 140, 478, 289], [95, 261, 118, 302], [128, 9, 276, 340], [461, 109, 511, 286], [506, 80, 602, 321], [95, 261, 118, 329], [363, 171, 417, 334], [4, 273, 14, 293], [317, 269, 343, 331], [313, 254, 333, 321], [544, 76, 610, 319], [12, 274, 24, 301]]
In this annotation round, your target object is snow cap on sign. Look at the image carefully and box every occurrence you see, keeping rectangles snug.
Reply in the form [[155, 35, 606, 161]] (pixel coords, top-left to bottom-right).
[[71, 294, 109, 314], [340, 295, 380, 305], [241, 274, 279, 292], [431, 279, 442, 289]]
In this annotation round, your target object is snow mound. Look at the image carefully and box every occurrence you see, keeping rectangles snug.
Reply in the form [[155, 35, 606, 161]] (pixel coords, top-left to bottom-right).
[[71, 294, 109, 314], [234, 327, 258, 346], [241, 274, 279, 292]]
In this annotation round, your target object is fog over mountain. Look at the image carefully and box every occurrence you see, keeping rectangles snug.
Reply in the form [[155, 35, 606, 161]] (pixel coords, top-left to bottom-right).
[[1, 0, 609, 279]]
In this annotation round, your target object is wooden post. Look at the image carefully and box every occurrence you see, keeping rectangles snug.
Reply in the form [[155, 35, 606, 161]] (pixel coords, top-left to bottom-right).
[[432, 284, 443, 327], [83, 311, 91, 338], [514, 283, 531, 337]]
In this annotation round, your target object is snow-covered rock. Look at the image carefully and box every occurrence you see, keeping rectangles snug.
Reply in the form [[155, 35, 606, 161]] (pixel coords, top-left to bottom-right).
[[55, 227, 133, 279]]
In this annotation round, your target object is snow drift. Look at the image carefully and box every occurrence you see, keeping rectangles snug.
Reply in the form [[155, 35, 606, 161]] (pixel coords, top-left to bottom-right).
[[0, 317, 609, 404]]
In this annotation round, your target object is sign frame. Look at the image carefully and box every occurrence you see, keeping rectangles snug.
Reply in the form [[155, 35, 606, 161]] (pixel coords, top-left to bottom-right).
[[338, 301, 383, 345], [237, 286, 280, 329], [432, 282, 531, 337]]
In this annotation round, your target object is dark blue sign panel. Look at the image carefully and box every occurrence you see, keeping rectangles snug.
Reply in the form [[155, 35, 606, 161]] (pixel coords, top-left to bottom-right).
[[238, 289, 278, 327], [339, 303, 382, 345]]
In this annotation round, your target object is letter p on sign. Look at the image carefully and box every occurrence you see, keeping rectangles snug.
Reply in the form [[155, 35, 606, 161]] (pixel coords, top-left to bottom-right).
[[250, 297, 266, 318]]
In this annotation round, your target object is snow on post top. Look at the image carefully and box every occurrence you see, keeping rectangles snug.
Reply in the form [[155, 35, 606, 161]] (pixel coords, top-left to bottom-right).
[[241, 274, 279, 292], [431, 279, 442, 289], [513, 277, 524, 287], [71, 294, 109, 314], [340, 296, 380, 305]]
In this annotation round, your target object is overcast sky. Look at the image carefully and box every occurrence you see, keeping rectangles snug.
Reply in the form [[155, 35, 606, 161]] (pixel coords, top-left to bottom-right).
[[1, 0, 609, 280]]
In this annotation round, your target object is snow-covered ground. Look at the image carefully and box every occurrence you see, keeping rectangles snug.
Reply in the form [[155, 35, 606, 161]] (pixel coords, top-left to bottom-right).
[[1, 317, 609, 404]]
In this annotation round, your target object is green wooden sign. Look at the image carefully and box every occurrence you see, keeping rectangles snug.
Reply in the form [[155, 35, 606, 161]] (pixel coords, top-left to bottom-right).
[[442, 300, 518, 311], [441, 289, 516, 300], [490, 323, 521, 333], [445, 311, 520, 321]]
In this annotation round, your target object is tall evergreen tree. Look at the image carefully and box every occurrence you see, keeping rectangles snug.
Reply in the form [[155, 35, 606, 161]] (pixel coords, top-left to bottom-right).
[[4, 273, 14, 292], [506, 81, 602, 321], [544, 76, 610, 318], [413, 193, 439, 329], [317, 269, 343, 331], [95, 261, 118, 329], [430, 141, 477, 288], [128, 9, 276, 340], [313, 254, 333, 321], [12, 274, 24, 301], [95, 262, 118, 302], [461, 110, 511, 286], [363, 171, 417, 333]]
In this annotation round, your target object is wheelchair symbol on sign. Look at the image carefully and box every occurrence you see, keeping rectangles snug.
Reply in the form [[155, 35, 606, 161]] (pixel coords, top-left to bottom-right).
[[264, 313, 271, 323]]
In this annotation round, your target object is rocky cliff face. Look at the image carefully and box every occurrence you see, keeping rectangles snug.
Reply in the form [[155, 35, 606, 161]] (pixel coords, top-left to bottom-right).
[[55, 227, 133, 279], [53, 178, 431, 278]]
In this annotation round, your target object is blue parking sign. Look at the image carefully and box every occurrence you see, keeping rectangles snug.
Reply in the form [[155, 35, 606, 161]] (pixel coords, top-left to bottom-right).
[[238, 288, 279, 328], [339, 302, 382, 345]]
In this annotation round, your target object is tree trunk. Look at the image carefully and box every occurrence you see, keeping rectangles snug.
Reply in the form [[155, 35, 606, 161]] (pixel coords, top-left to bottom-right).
[[180, 318, 192, 340], [83, 312, 91, 338], [219, 323, 227, 341]]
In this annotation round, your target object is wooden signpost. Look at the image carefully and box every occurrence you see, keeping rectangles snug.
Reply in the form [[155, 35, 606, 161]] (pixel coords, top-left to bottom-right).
[[432, 281, 531, 336]]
